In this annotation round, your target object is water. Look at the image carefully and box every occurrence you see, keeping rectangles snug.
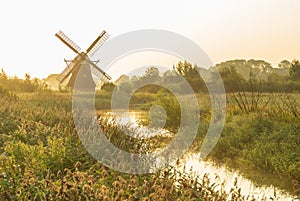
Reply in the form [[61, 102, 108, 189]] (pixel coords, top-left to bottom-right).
[[98, 110, 296, 200], [100, 109, 173, 138], [179, 154, 294, 200]]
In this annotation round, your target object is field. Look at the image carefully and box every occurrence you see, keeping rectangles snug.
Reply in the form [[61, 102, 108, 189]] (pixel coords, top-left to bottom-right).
[[1, 62, 300, 200], [97, 89, 300, 196], [0, 85, 299, 200], [0, 89, 259, 200]]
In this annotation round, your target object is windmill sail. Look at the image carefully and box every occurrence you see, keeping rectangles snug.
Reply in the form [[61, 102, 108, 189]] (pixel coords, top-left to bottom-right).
[[56, 54, 83, 83], [88, 60, 112, 80], [86, 30, 110, 57], [55, 30, 81, 54]]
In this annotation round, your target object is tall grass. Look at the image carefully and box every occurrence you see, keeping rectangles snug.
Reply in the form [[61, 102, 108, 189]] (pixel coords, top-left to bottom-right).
[[1, 84, 299, 199]]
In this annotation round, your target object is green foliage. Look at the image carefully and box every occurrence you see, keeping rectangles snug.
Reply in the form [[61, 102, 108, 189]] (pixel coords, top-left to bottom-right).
[[0, 84, 18, 100], [278, 60, 292, 69], [218, 65, 245, 92], [151, 90, 300, 194], [109, 59, 300, 95], [100, 82, 116, 92], [216, 59, 300, 92], [216, 59, 272, 81], [290, 60, 300, 81], [1, 60, 300, 199], [153, 92, 181, 131], [175, 61, 206, 93], [0, 70, 50, 93], [209, 111, 300, 191], [0, 90, 262, 200]]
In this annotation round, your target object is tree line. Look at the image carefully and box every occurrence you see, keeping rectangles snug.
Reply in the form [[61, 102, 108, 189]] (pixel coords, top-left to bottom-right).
[[102, 59, 300, 94], [0, 69, 49, 93], [1, 58, 300, 94]]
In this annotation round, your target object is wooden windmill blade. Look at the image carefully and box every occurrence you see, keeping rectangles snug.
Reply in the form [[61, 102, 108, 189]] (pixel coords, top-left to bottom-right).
[[86, 30, 110, 57], [55, 30, 85, 83], [55, 30, 82, 54], [87, 59, 112, 81], [56, 54, 84, 83], [56, 63, 75, 83]]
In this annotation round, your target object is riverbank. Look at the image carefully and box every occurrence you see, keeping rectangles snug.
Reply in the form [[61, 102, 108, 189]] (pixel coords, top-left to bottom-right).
[[98, 109, 296, 199], [95, 90, 300, 197], [2, 91, 291, 200], [1, 89, 299, 199]]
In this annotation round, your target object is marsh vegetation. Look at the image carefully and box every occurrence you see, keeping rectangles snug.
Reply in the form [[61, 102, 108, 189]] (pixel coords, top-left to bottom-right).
[[0, 59, 299, 200]]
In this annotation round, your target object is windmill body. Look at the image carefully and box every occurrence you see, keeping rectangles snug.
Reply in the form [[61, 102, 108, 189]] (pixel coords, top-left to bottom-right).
[[64, 53, 96, 89], [55, 30, 111, 90]]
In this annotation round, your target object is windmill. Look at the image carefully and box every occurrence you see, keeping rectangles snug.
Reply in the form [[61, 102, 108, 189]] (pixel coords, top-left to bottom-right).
[[55, 30, 111, 89]]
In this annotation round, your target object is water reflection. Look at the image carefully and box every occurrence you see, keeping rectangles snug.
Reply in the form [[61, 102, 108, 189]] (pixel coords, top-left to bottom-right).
[[98, 110, 295, 200], [100, 109, 173, 138], [179, 154, 293, 200]]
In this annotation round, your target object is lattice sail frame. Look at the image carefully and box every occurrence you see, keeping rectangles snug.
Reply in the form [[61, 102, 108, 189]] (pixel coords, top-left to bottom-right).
[[87, 30, 110, 57]]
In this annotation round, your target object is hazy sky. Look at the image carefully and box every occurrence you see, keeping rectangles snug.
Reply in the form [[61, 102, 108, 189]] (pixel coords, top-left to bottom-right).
[[0, 0, 299, 79]]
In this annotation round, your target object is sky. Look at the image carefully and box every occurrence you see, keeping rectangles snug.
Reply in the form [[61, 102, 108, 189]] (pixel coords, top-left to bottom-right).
[[0, 0, 299, 80]]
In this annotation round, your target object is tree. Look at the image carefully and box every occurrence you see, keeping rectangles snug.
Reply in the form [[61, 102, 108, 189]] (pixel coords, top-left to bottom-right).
[[119, 82, 132, 93], [218, 65, 245, 92], [101, 82, 116, 92], [175, 61, 205, 93], [278, 60, 291, 69], [144, 67, 160, 79], [216, 60, 252, 80], [115, 74, 130, 85], [248, 59, 272, 71], [290, 60, 300, 81], [138, 67, 161, 86], [175, 60, 193, 76]]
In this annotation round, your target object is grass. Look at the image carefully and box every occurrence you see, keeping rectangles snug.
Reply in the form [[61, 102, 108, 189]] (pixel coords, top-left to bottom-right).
[[0, 86, 299, 199], [97, 88, 300, 195]]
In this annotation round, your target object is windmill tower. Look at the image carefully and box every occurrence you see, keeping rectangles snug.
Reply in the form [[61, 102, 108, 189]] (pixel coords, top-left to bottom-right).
[[55, 30, 111, 90]]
